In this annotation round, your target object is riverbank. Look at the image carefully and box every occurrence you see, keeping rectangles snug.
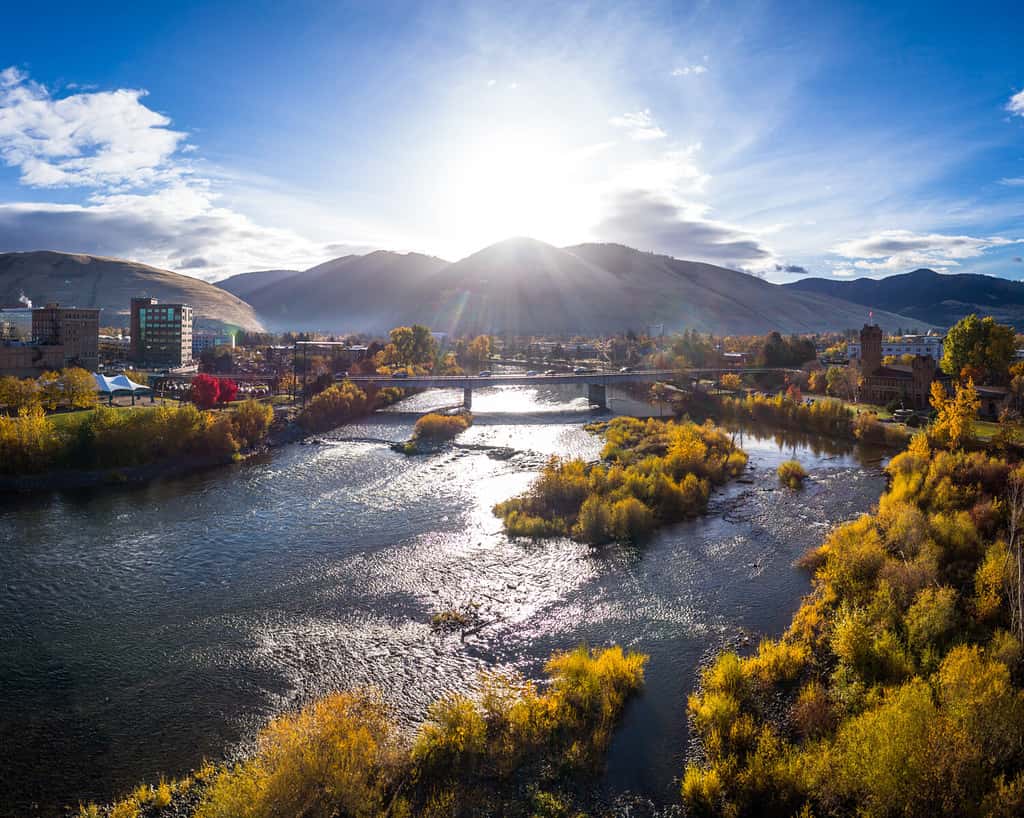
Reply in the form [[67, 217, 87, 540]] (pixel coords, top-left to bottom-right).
[[0, 382, 405, 496], [0, 384, 890, 817]]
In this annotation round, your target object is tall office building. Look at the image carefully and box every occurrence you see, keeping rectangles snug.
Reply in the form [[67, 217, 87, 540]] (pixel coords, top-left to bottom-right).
[[130, 297, 194, 367]]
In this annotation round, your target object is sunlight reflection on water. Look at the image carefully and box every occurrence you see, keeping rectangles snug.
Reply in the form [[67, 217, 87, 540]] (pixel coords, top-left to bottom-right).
[[0, 383, 886, 816]]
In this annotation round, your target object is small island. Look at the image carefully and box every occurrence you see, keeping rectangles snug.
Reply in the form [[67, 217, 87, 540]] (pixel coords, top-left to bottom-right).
[[395, 411, 473, 455], [494, 417, 748, 544]]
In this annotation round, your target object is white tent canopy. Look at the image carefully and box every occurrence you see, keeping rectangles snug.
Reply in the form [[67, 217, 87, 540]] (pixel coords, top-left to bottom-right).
[[93, 373, 150, 394]]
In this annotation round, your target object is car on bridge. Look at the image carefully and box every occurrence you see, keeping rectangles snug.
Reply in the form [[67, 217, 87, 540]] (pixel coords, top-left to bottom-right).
[[619, 366, 634, 373], [478, 370, 492, 377], [526, 370, 539, 376], [392, 371, 408, 378]]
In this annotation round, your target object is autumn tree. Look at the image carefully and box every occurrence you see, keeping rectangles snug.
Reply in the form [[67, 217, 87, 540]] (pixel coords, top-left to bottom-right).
[[941, 314, 1016, 384], [190, 374, 223, 410], [62, 368, 99, 409], [0, 376, 39, 414], [720, 372, 742, 391], [930, 379, 980, 450], [217, 378, 239, 404], [826, 365, 859, 400], [38, 371, 63, 411], [808, 369, 827, 394], [461, 335, 492, 368]]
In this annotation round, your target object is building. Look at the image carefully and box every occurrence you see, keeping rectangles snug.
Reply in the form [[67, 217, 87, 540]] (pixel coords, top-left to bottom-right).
[[0, 307, 33, 340], [192, 331, 233, 357], [0, 341, 66, 376], [848, 332, 944, 364], [130, 297, 194, 368], [98, 334, 131, 364], [857, 323, 948, 409], [30, 303, 101, 371]]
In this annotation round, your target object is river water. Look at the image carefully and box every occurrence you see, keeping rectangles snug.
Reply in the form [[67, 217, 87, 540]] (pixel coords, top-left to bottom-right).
[[0, 384, 886, 816]]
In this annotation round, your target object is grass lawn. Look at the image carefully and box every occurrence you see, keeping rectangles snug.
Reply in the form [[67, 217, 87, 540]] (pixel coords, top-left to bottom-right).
[[48, 404, 162, 431], [973, 420, 1000, 441]]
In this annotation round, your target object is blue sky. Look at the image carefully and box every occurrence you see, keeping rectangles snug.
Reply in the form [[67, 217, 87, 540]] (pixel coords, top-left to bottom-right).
[[0, 0, 1022, 282]]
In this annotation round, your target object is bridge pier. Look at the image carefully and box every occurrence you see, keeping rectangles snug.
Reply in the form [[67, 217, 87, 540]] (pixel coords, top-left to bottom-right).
[[463, 387, 472, 410], [587, 382, 607, 409]]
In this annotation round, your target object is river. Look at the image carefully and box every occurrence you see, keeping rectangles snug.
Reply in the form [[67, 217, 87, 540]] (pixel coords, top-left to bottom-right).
[[0, 383, 887, 816]]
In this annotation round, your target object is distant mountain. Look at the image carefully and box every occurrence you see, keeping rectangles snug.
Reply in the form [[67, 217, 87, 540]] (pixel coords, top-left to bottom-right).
[[224, 237, 925, 335], [0, 251, 264, 331], [217, 268, 301, 300], [235, 251, 451, 331], [785, 269, 1024, 330]]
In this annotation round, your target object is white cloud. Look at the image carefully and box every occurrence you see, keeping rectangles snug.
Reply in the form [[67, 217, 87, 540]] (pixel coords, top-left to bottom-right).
[[1008, 89, 1024, 117], [0, 68, 186, 188], [0, 66, 352, 278], [608, 108, 666, 141], [671, 64, 708, 76], [831, 229, 1023, 275], [1000, 176, 1024, 186]]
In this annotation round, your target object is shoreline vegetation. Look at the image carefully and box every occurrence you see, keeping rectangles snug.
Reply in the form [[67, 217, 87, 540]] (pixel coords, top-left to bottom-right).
[[682, 423, 1024, 816], [0, 380, 403, 494], [494, 416, 749, 544], [77, 645, 647, 818]]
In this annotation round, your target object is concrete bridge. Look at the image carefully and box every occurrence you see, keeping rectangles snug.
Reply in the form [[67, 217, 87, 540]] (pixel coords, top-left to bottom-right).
[[345, 368, 800, 410]]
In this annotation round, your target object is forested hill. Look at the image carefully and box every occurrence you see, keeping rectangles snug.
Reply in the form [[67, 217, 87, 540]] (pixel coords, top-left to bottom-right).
[[220, 238, 925, 335], [785, 268, 1024, 330]]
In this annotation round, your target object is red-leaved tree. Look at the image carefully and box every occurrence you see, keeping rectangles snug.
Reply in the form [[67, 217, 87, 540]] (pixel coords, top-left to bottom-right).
[[190, 374, 240, 408], [217, 378, 238, 404], [190, 373, 222, 409]]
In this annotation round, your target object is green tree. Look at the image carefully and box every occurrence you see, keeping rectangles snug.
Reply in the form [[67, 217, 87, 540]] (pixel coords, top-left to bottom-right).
[[941, 314, 1016, 384]]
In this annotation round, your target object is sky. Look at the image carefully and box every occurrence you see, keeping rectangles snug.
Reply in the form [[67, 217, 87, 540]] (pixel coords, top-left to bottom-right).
[[0, 0, 1022, 283]]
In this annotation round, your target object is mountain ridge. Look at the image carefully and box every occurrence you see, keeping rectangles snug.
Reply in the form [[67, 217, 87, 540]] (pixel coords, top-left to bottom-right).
[[0, 250, 265, 331], [785, 268, 1024, 329], [224, 237, 927, 335]]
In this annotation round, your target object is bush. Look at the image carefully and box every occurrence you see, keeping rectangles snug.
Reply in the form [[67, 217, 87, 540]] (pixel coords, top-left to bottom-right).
[[777, 460, 806, 489], [410, 412, 471, 444], [299, 381, 368, 432]]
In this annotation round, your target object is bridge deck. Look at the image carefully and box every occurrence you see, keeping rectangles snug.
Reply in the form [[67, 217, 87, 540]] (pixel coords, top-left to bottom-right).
[[345, 368, 799, 389]]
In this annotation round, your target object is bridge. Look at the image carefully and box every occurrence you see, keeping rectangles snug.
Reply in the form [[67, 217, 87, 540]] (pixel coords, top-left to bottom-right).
[[345, 368, 800, 410]]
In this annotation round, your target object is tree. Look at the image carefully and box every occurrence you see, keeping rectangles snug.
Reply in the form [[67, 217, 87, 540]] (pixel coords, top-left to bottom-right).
[[217, 378, 239, 404], [826, 365, 859, 401], [941, 314, 1016, 384], [808, 369, 827, 394], [190, 374, 222, 409], [720, 373, 742, 391], [460, 335, 492, 368], [38, 371, 63, 411], [62, 367, 98, 409], [930, 379, 980, 450], [0, 376, 39, 414]]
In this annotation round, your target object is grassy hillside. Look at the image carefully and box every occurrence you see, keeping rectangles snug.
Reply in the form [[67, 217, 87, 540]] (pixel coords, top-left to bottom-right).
[[0, 251, 264, 331]]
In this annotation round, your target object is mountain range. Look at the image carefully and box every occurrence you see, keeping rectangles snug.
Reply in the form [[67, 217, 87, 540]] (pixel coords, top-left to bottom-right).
[[0, 251, 264, 331], [218, 238, 921, 335], [15, 240, 1014, 338], [785, 268, 1024, 330]]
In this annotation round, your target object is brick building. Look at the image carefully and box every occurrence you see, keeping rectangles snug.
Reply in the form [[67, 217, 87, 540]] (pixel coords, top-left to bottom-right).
[[858, 323, 948, 409], [31, 303, 100, 371]]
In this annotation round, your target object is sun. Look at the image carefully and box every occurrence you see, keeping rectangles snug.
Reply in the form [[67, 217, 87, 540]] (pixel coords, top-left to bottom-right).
[[438, 127, 599, 254]]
